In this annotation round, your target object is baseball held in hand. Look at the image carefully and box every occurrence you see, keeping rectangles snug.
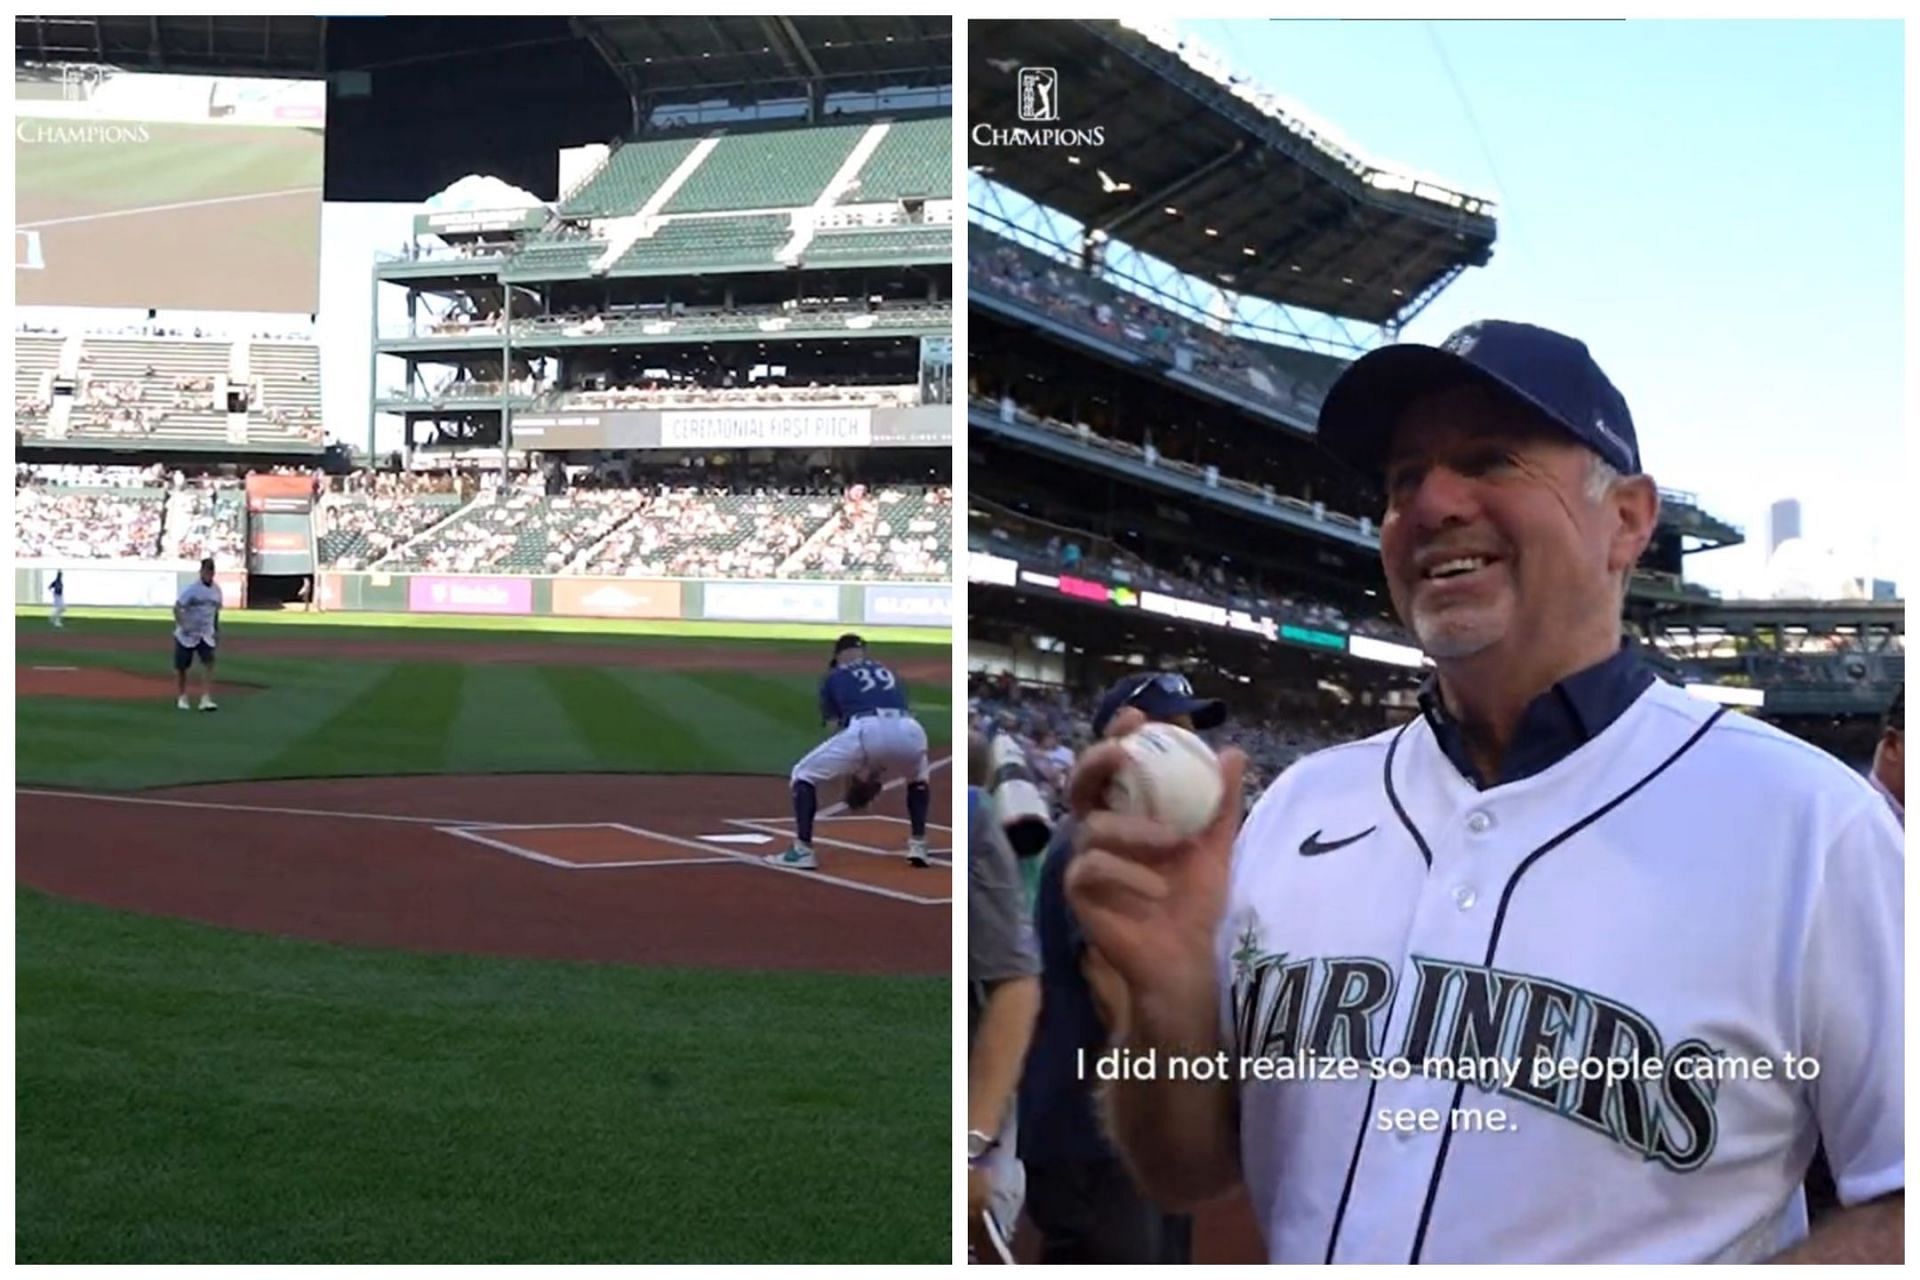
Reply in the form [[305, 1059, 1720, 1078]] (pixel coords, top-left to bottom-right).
[[1105, 723, 1224, 839]]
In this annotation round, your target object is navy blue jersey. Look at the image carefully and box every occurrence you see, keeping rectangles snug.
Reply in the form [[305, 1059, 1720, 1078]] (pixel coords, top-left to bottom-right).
[[820, 658, 909, 727], [50, 571, 63, 597]]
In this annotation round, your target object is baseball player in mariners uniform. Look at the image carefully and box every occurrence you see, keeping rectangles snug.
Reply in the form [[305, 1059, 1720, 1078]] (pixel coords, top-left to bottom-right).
[[1064, 321, 1902, 1263], [172, 557, 223, 711], [767, 633, 933, 871], [49, 569, 65, 628]]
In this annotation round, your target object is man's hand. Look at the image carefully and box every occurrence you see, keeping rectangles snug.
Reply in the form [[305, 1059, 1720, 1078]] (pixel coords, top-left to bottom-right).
[[1065, 721, 1247, 1011]]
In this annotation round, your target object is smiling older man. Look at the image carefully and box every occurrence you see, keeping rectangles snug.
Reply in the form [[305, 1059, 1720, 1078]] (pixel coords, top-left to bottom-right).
[[1063, 321, 1902, 1263]]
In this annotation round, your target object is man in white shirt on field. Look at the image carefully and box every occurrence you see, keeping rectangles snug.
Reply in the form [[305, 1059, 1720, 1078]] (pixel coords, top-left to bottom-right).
[[173, 557, 223, 712]]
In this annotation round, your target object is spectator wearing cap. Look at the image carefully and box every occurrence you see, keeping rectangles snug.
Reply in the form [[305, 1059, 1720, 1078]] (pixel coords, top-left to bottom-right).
[[1015, 672, 1225, 1264]]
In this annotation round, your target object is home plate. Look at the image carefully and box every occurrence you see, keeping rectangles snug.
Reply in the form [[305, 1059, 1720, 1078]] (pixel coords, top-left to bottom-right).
[[700, 832, 774, 845]]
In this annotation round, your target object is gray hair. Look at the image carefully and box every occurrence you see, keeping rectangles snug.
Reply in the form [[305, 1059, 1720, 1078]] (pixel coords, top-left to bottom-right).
[[1583, 452, 1621, 504]]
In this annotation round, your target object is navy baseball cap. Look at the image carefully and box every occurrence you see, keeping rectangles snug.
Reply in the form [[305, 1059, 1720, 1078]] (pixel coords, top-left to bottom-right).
[[1092, 672, 1226, 738], [833, 633, 866, 655], [1317, 320, 1641, 480]]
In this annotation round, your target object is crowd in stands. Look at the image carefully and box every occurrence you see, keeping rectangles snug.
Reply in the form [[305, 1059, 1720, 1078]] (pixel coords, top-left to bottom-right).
[[13, 460, 951, 582], [164, 489, 245, 564], [380, 485, 644, 575], [977, 390, 1377, 534], [794, 484, 951, 581], [17, 462, 175, 490], [583, 488, 809, 579], [317, 493, 461, 570], [973, 506, 1409, 645], [969, 670, 1397, 817], [969, 229, 1339, 415], [16, 487, 165, 561]]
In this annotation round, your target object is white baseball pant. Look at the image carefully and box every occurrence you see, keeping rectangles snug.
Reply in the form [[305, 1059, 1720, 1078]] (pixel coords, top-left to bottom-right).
[[791, 711, 930, 786]]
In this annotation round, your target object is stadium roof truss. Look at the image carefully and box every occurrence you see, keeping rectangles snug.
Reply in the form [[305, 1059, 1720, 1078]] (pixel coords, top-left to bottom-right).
[[15, 15, 325, 76], [574, 16, 950, 124], [967, 20, 1496, 335], [972, 176, 1380, 358]]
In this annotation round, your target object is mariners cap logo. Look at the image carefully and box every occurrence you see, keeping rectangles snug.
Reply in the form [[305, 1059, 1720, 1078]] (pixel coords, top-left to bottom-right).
[[1441, 324, 1482, 357]]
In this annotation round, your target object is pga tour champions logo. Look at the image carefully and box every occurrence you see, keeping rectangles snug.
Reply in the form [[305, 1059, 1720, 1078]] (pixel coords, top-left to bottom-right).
[[1018, 67, 1059, 122], [972, 65, 1104, 148]]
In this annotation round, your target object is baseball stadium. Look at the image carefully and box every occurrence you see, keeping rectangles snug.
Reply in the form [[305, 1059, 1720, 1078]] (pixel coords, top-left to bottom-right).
[[964, 19, 1903, 1265], [15, 16, 952, 1264]]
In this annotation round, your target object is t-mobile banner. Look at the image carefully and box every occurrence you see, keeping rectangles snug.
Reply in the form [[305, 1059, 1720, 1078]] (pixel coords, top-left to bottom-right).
[[702, 581, 840, 623], [408, 575, 532, 615], [862, 584, 952, 626]]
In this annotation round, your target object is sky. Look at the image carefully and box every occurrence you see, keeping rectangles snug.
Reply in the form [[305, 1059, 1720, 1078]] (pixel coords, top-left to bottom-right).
[[1163, 18, 1906, 600]]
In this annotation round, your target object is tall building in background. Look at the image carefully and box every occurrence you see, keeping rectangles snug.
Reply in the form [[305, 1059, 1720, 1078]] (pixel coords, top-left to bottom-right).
[[1768, 498, 1802, 558]]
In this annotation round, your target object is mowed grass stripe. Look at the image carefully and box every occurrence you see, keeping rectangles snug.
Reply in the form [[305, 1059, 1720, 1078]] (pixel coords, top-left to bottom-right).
[[15, 657, 398, 791], [633, 670, 825, 775], [17, 889, 946, 1264], [257, 662, 466, 779], [440, 662, 602, 775], [538, 667, 718, 773], [680, 670, 954, 754]]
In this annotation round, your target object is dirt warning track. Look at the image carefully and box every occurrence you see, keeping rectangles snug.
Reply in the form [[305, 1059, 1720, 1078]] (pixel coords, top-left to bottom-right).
[[16, 769, 951, 976]]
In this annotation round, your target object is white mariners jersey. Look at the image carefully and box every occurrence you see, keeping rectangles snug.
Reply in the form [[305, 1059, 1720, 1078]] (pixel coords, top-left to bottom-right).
[[1219, 679, 1902, 1263], [173, 581, 223, 647]]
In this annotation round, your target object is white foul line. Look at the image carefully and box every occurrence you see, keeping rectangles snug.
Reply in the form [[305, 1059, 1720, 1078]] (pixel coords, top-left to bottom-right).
[[18, 787, 476, 826], [435, 827, 731, 871], [19, 185, 323, 230], [727, 818, 952, 867], [611, 823, 946, 907]]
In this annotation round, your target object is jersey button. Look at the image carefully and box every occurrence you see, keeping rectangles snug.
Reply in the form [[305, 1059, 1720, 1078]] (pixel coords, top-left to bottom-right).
[[1466, 810, 1493, 834], [1453, 885, 1477, 910]]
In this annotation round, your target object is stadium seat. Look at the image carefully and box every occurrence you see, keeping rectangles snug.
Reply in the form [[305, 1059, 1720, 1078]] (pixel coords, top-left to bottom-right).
[[558, 137, 701, 218], [842, 117, 951, 203], [663, 123, 867, 214], [612, 215, 789, 274]]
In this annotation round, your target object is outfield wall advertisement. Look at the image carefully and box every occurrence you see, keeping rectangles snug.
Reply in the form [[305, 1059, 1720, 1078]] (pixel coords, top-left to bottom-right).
[[702, 582, 841, 624], [408, 576, 533, 615], [863, 584, 953, 626], [19, 565, 948, 630], [550, 577, 682, 619]]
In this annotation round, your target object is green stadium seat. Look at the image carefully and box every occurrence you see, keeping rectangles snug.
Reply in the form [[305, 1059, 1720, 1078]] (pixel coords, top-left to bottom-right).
[[559, 137, 700, 218], [803, 224, 952, 265], [843, 118, 951, 203], [612, 215, 789, 275], [663, 123, 866, 214]]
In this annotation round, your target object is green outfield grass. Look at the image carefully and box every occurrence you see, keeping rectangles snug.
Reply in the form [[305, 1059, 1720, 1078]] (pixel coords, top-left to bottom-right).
[[16, 612, 953, 1263], [16, 121, 321, 215], [18, 606, 952, 647], [16, 889, 946, 1264], [17, 613, 951, 790]]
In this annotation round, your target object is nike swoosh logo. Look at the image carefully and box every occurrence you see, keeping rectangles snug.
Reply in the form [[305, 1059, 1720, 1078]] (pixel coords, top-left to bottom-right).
[[1299, 826, 1377, 857]]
